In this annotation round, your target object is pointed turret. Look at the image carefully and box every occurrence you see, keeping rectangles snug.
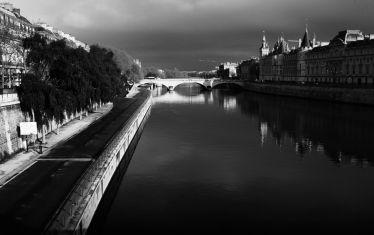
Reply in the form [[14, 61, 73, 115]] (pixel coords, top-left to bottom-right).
[[260, 31, 270, 58], [301, 24, 312, 49], [312, 33, 316, 47]]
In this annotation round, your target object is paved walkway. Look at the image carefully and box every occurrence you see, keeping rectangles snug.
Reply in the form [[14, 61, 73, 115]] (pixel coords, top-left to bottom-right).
[[0, 103, 113, 186]]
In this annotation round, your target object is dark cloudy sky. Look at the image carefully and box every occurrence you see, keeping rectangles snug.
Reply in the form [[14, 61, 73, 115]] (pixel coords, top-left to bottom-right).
[[12, 0, 374, 70]]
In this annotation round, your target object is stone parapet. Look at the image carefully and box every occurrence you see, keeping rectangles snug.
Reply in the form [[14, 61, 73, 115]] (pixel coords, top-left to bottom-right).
[[45, 90, 152, 234]]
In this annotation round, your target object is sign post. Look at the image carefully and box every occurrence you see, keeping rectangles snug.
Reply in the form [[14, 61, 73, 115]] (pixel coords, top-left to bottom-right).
[[20, 122, 38, 152]]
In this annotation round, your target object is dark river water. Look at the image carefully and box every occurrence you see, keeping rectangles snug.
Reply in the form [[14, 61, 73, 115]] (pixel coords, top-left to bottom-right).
[[92, 85, 374, 234]]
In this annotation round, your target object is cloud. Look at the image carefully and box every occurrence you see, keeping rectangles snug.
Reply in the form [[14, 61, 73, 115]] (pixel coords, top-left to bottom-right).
[[11, 0, 374, 70]]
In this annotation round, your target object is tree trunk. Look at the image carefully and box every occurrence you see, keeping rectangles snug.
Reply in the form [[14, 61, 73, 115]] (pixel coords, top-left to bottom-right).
[[23, 50, 27, 72], [31, 108, 35, 122], [42, 125, 46, 144], [1, 64, 4, 89]]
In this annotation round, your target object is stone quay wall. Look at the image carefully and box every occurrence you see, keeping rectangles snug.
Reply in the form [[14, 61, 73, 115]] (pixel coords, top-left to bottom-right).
[[0, 103, 24, 160], [0, 91, 105, 161], [45, 90, 152, 234], [242, 82, 374, 106]]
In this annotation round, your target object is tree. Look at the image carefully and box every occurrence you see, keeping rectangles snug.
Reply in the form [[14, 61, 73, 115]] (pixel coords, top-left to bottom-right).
[[143, 66, 165, 79], [17, 34, 124, 143], [165, 68, 188, 78], [23, 34, 52, 81]]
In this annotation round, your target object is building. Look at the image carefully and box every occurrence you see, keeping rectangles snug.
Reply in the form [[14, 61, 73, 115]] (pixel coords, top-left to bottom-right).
[[237, 58, 259, 81], [35, 22, 90, 51], [217, 62, 238, 79], [0, 3, 36, 88], [0, 3, 34, 36], [305, 30, 374, 85], [0, 3, 91, 89], [259, 27, 374, 85], [259, 32, 291, 81]]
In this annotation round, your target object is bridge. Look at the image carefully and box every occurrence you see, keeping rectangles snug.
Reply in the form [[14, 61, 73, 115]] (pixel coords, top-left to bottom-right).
[[136, 78, 246, 91]]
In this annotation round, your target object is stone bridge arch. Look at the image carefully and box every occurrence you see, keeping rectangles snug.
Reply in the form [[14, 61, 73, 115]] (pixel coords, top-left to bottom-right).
[[211, 80, 246, 89], [136, 78, 246, 91], [137, 78, 216, 90]]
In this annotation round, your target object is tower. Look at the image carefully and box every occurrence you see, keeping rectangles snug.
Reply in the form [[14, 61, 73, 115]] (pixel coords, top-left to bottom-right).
[[300, 24, 312, 49], [260, 31, 270, 58]]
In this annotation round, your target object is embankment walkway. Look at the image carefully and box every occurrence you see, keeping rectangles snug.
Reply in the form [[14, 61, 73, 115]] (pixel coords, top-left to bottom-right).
[[0, 103, 113, 186], [0, 90, 152, 234]]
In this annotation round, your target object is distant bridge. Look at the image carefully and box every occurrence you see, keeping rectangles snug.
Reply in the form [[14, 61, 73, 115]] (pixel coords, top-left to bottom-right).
[[136, 78, 246, 90]]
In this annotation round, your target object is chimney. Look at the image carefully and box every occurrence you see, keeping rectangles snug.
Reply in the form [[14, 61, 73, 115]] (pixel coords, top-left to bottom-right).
[[12, 8, 20, 16]]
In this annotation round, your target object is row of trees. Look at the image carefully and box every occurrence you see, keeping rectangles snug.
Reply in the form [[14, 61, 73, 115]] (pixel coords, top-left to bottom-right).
[[143, 66, 189, 79], [17, 34, 126, 142], [106, 46, 143, 83]]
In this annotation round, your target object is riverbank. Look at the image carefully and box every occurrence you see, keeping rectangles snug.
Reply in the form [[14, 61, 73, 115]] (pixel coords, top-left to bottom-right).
[[0, 89, 152, 234], [241, 82, 374, 106], [0, 103, 113, 186]]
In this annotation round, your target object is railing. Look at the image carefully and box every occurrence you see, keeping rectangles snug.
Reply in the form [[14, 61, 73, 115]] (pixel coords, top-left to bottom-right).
[[0, 89, 19, 106]]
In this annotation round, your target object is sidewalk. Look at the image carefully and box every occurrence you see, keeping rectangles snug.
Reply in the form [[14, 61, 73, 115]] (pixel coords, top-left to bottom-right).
[[0, 103, 113, 186]]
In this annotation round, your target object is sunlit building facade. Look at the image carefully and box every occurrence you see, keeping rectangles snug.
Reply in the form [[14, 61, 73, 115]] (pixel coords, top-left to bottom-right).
[[0, 3, 35, 88], [259, 27, 374, 85], [217, 62, 238, 79]]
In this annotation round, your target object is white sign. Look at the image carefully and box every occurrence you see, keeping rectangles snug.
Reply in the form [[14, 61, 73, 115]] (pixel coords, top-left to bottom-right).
[[20, 122, 38, 135]]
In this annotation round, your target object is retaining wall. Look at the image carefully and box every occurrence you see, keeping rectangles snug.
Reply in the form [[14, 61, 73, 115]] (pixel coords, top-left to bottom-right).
[[242, 83, 374, 106], [45, 91, 152, 234], [0, 104, 24, 160], [0, 92, 105, 161]]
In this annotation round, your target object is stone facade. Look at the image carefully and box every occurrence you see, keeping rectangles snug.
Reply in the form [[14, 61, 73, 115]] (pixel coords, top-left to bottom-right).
[[0, 103, 24, 160], [0, 3, 35, 89], [305, 30, 374, 85], [259, 28, 374, 85], [217, 62, 238, 79], [0, 3, 35, 35], [237, 58, 259, 81]]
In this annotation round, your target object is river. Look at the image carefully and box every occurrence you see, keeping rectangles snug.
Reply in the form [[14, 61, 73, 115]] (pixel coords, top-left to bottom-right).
[[90, 84, 374, 234]]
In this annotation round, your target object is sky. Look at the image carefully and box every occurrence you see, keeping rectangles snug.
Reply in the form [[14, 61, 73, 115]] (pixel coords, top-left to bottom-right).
[[11, 0, 374, 70]]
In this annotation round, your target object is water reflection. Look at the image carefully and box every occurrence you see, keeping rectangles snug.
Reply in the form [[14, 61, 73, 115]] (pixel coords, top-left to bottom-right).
[[97, 85, 374, 234], [153, 84, 374, 167], [235, 92, 374, 167], [151, 85, 213, 105]]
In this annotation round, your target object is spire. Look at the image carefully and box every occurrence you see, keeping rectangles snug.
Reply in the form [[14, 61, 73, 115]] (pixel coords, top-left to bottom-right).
[[313, 33, 316, 47], [301, 24, 310, 48], [260, 30, 270, 58], [262, 30, 266, 42], [260, 30, 268, 49]]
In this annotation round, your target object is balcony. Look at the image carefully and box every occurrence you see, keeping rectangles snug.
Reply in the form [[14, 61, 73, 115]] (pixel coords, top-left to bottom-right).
[[0, 88, 19, 107]]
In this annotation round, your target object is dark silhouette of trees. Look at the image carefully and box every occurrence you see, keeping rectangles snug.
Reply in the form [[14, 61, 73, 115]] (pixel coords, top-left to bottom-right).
[[143, 66, 166, 79], [17, 34, 124, 142], [164, 68, 188, 78], [103, 46, 144, 83]]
